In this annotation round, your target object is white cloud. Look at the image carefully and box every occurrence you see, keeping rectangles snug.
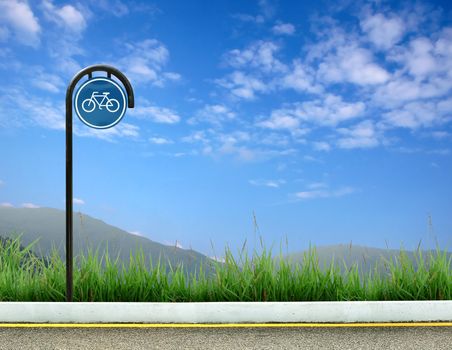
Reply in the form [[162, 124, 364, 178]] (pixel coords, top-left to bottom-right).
[[375, 29, 452, 108], [217, 41, 289, 99], [224, 41, 286, 73], [260, 95, 365, 130], [318, 45, 390, 85], [382, 101, 448, 129], [258, 0, 275, 19], [172, 151, 197, 158], [0, 179, 3, 186], [334, 187, 356, 197], [295, 186, 355, 200], [131, 102, 181, 124], [299, 95, 366, 125], [111, 123, 140, 137], [0, 202, 13, 208], [313, 141, 331, 152], [258, 113, 300, 130], [305, 24, 390, 86], [279, 60, 322, 94], [210, 255, 226, 263], [272, 22, 295, 36], [435, 27, 452, 60], [181, 130, 211, 144], [73, 198, 85, 205], [404, 37, 436, 78], [307, 182, 328, 190], [163, 72, 181, 81], [437, 97, 452, 114], [149, 137, 173, 145], [295, 190, 329, 199], [32, 101, 65, 129], [217, 144, 295, 163], [303, 155, 321, 163], [231, 13, 265, 24], [128, 230, 144, 237], [119, 39, 178, 86], [0, 26, 9, 41], [211, 6, 451, 159], [374, 78, 450, 109], [249, 179, 285, 188], [215, 131, 252, 159], [258, 132, 291, 147], [39, 5, 85, 75], [22, 203, 40, 208], [32, 72, 64, 93], [89, 0, 129, 17], [206, 7, 452, 160], [218, 42, 324, 99], [388, 35, 451, 80], [189, 104, 236, 126], [1, 89, 66, 130], [392, 146, 451, 155], [216, 71, 268, 100], [218, 145, 256, 161], [183, 129, 296, 162], [428, 149, 451, 156], [75, 122, 140, 141], [0, 0, 40, 46], [54, 56, 82, 76], [361, 13, 405, 50], [430, 131, 451, 139], [373, 78, 422, 107], [42, 0, 87, 33], [337, 120, 380, 149]]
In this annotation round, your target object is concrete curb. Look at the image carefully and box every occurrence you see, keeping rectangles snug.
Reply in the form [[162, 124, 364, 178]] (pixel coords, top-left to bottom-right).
[[0, 301, 451, 323]]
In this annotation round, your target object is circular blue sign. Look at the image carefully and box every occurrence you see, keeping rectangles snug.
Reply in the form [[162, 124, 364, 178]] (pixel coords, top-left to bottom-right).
[[74, 77, 127, 129]]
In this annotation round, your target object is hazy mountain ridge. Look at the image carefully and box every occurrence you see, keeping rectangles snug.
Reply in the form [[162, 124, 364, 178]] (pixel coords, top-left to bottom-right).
[[283, 243, 452, 276], [1, 207, 450, 277], [0, 207, 215, 274]]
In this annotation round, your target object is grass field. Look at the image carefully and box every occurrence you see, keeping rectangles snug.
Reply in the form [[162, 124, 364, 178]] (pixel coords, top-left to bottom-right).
[[0, 235, 450, 302]]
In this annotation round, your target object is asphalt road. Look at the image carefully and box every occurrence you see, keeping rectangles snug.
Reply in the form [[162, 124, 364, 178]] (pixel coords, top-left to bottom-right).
[[0, 326, 451, 350]]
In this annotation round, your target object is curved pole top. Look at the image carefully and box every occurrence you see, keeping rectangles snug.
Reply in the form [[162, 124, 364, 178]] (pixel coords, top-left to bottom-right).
[[66, 64, 134, 108]]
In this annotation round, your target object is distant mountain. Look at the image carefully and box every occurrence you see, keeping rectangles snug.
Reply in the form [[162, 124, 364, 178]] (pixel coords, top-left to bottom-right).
[[2, 207, 449, 278], [0, 207, 216, 275], [282, 244, 452, 276]]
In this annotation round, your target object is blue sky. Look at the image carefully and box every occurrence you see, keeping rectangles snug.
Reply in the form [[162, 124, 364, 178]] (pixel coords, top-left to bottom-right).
[[0, 0, 451, 257]]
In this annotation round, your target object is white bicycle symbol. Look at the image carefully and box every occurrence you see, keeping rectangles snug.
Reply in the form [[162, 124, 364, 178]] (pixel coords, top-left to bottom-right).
[[81, 92, 120, 113]]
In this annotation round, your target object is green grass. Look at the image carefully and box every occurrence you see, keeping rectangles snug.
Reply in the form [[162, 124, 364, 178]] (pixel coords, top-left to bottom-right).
[[0, 235, 450, 302]]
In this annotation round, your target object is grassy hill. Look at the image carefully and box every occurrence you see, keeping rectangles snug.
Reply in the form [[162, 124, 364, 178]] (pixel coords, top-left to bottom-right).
[[0, 209, 450, 301], [0, 207, 215, 275], [282, 243, 452, 276], [1, 206, 449, 278]]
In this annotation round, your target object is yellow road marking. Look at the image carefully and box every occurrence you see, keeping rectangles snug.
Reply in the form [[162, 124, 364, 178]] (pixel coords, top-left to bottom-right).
[[0, 322, 451, 328]]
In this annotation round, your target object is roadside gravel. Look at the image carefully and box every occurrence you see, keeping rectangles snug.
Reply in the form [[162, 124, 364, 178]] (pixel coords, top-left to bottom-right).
[[0, 326, 451, 349]]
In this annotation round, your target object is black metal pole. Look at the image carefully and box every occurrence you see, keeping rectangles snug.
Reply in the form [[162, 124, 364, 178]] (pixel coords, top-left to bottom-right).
[[65, 64, 134, 302], [65, 88, 73, 302]]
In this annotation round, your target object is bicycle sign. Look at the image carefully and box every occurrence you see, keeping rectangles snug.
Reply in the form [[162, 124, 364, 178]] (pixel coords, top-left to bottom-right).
[[82, 92, 120, 113], [74, 77, 127, 129]]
